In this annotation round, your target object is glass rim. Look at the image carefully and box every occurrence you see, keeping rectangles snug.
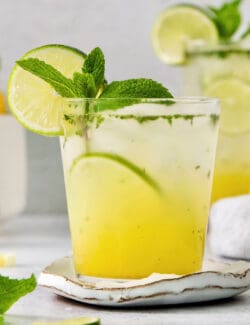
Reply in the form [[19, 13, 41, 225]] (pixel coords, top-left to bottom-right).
[[66, 96, 220, 104], [64, 96, 220, 117]]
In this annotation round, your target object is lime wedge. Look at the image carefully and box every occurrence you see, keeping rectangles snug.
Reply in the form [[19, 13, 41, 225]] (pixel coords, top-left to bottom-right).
[[204, 77, 250, 134], [70, 152, 161, 192], [151, 5, 218, 65], [8, 44, 86, 135], [32, 317, 100, 325]]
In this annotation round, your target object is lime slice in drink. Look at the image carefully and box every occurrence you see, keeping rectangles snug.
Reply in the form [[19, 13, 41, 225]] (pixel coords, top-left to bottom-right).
[[68, 153, 162, 259], [151, 5, 218, 65], [204, 77, 250, 134], [70, 152, 161, 192], [33, 317, 100, 325], [8, 44, 86, 135]]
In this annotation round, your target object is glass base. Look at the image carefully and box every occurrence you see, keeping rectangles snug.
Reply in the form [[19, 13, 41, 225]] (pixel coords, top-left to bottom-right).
[[76, 273, 131, 282]]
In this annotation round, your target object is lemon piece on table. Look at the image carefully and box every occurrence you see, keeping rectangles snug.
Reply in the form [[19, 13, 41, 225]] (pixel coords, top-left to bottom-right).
[[204, 77, 250, 134], [0, 253, 16, 267], [8, 44, 86, 136], [0, 91, 7, 114], [151, 5, 218, 65]]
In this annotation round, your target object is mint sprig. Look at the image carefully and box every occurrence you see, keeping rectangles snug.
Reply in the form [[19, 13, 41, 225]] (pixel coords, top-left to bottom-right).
[[0, 274, 36, 314], [16, 46, 173, 113], [209, 0, 242, 40]]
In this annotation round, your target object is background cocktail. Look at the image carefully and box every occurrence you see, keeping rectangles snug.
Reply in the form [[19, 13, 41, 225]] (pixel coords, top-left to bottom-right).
[[183, 46, 250, 201], [151, 1, 250, 202], [61, 98, 219, 279]]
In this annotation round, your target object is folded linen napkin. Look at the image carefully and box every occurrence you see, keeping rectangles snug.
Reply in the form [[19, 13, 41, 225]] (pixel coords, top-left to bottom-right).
[[209, 195, 250, 260]]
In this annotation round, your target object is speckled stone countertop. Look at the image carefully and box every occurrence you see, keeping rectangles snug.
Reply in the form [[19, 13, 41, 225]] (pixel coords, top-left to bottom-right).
[[0, 215, 249, 325]]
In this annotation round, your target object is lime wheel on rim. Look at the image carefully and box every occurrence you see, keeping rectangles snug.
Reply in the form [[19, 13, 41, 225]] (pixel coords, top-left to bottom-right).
[[8, 44, 86, 136], [151, 5, 218, 65]]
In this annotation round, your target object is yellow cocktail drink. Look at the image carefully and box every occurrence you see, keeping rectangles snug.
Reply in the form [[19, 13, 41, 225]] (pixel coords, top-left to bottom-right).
[[61, 98, 219, 279], [6, 43, 219, 279]]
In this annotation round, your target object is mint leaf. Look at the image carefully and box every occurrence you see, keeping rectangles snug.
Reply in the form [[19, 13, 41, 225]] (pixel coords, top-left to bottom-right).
[[97, 78, 173, 111], [100, 78, 173, 98], [17, 58, 78, 98], [209, 0, 242, 40], [72, 73, 86, 97], [0, 274, 36, 314], [73, 72, 96, 97], [82, 47, 105, 90]]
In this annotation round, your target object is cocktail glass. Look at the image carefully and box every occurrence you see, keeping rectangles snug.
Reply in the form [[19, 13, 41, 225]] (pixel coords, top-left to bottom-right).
[[60, 97, 219, 279], [182, 45, 250, 202]]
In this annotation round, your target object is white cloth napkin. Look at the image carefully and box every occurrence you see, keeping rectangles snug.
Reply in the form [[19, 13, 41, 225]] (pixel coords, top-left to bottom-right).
[[209, 195, 250, 260]]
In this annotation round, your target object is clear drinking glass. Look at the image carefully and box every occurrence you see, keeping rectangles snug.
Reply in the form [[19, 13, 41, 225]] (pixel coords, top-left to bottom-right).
[[60, 98, 219, 279], [182, 45, 250, 202]]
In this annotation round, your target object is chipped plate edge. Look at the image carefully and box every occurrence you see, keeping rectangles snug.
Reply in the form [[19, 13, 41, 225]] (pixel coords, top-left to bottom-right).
[[38, 256, 250, 306]]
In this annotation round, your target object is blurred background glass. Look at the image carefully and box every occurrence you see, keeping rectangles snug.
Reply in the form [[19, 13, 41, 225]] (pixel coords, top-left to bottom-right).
[[0, 0, 249, 215]]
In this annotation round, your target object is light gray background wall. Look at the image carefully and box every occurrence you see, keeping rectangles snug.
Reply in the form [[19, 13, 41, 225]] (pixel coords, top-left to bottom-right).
[[0, 0, 249, 214]]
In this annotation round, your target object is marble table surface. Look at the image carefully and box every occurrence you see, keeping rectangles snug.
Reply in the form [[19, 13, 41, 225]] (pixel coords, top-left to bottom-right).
[[0, 215, 249, 325]]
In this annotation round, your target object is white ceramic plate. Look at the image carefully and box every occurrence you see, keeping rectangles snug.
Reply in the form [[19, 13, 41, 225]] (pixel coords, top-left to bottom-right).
[[38, 256, 250, 307]]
